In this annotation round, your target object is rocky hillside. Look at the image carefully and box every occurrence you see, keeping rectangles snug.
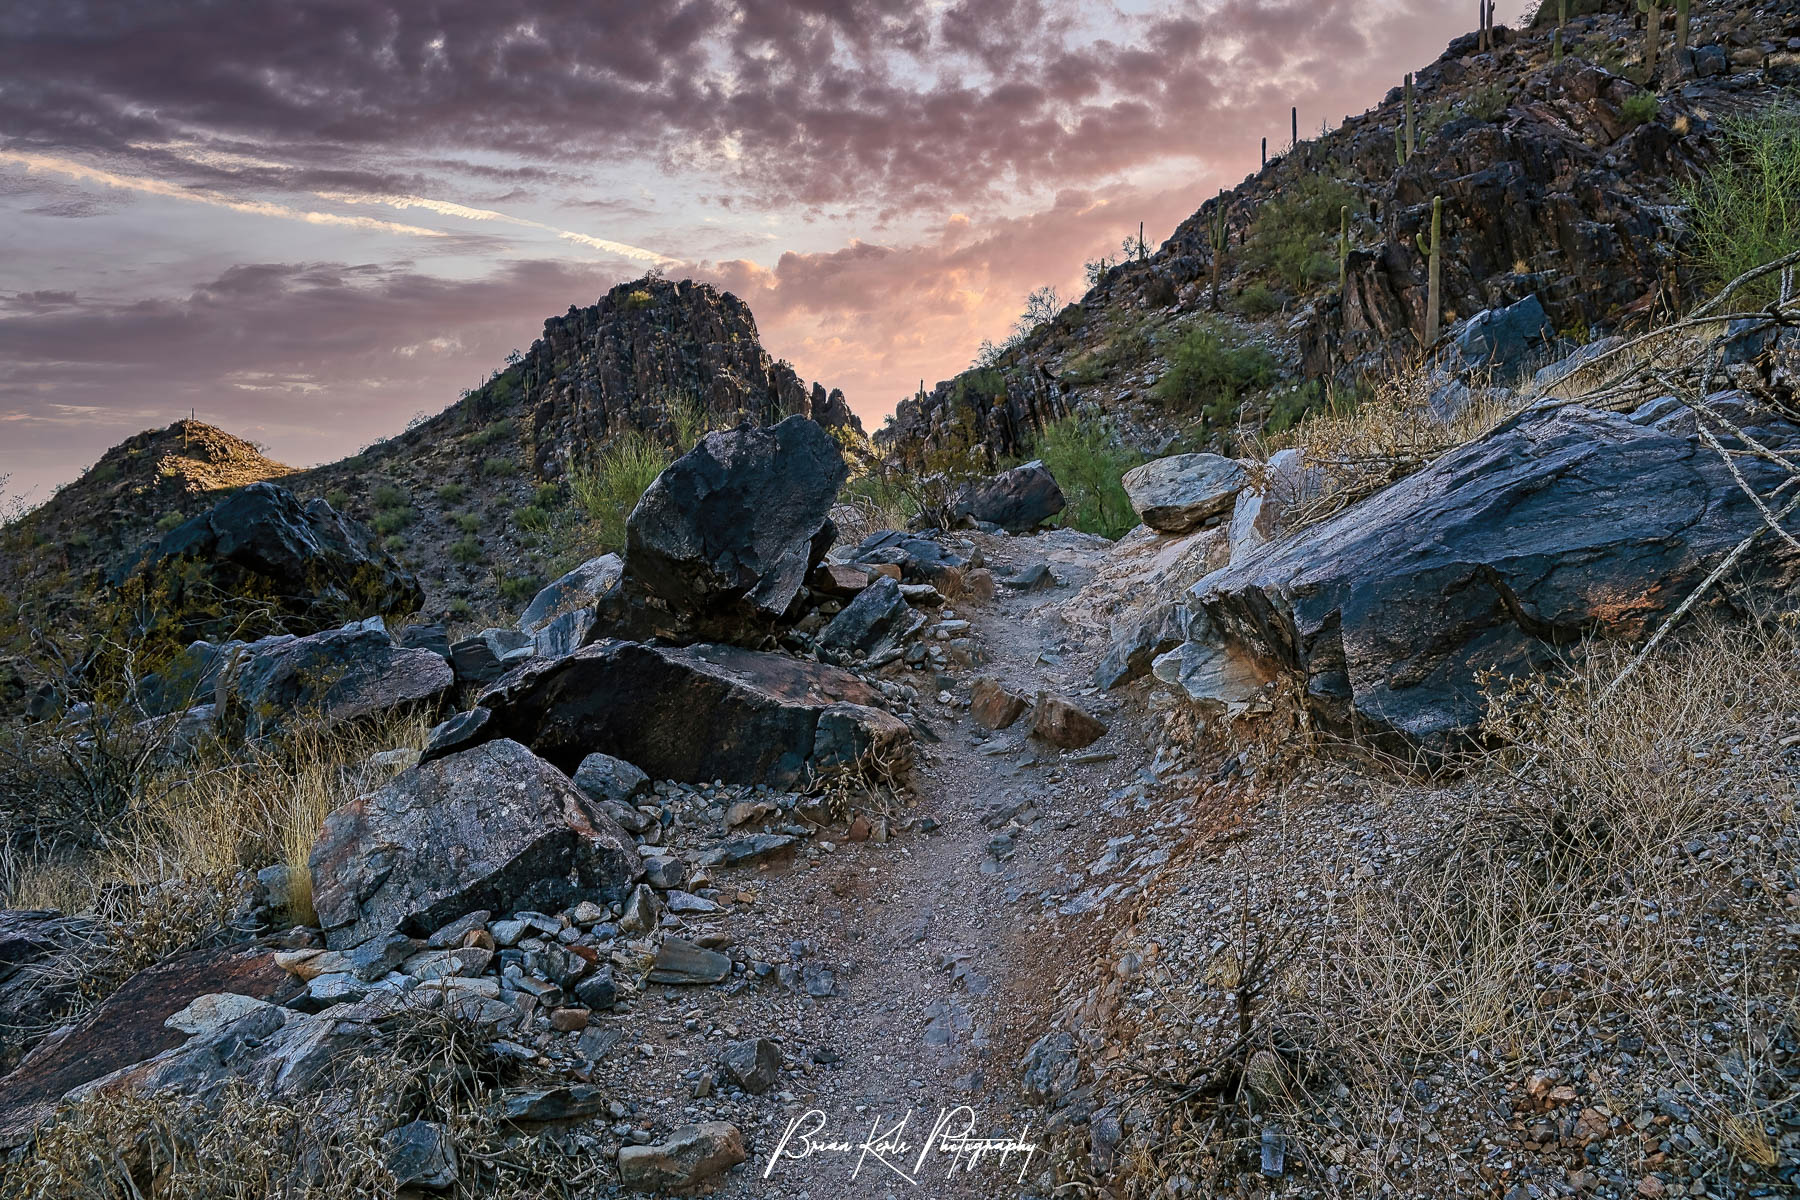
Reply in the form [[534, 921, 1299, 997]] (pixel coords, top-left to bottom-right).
[[886, 0, 1800, 459], [0, 278, 855, 658]]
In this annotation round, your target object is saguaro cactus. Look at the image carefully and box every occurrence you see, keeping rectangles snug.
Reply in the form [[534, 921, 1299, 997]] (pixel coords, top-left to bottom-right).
[[1416, 196, 1443, 348], [1477, 0, 1495, 52], [1209, 190, 1230, 312], [1291, 106, 1298, 151], [1338, 205, 1351, 295], [1261, 136, 1268, 168], [1554, 0, 1567, 63], [1638, 0, 1663, 81], [1395, 75, 1416, 166], [1675, 0, 1691, 62]]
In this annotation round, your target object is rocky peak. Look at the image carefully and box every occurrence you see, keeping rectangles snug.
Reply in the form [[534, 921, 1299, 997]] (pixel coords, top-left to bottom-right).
[[515, 277, 860, 478]]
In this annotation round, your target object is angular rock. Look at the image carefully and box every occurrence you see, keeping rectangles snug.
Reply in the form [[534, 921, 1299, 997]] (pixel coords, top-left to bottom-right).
[[309, 739, 642, 950], [571, 752, 652, 807], [1226, 449, 1323, 564], [397, 623, 451, 659], [382, 1120, 458, 1190], [1020, 1031, 1080, 1106], [1151, 635, 1274, 709], [521, 554, 622, 658], [500, 1084, 607, 1124], [1453, 294, 1555, 379], [1094, 604, 1190, 690], [698, 834, 797, 868], [1030, 693, 1107, 750], [221, 621, 453, 740], [475, 640, 910, 787], [1122, 454, 1249, 534], [952, 460, 1066, 533], [617, 1121, 747, 1191], [119, 481, 422, 640], [1191, 404, 1800, 746], [845, 530, 970, 589], [618, 884, 663, 934], [808, 562, 876, 597], [647, 937, 733, 985], [162, 992, 275, 1039], [574, 966, 619, 1011], [616, 416, 846, 644], [720, 1037, 781, 1094], [969, 677, 1029, 730], [419, 707, 493, 766], [816, 575, 918, 660]]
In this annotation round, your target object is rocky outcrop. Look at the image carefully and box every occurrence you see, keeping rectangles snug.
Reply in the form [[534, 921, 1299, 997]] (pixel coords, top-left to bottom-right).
[[218, 618, 454, 740], [520, 278, 860, 478], [119, 481, 422, 639], [309, 739, 643, 949], [473, 640, 911, 787], [952, 461, 1066, 532], [1184, 397, 1800, 746], [520, 554, 622, 658], [608, 415, 848, 645], [1123, 454, 1249, 533]]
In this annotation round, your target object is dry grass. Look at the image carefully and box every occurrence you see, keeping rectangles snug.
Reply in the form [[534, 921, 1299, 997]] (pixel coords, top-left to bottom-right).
[[1247, 359, 1527, 535], [1111, 614, 1800, 1197]]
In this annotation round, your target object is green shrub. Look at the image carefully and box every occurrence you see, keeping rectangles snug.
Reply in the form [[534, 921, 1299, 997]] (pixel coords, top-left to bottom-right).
[[154, 511, 186, 533], [381, 534, 407, 554], [1153, 322, 1279, 427], [1462, 82, 1508, 122], [435, 483, 467, 506], [371, 484, 406, 510], [371, 509, 411, 536], [1236, 283, 1282, 318], [499, 575, 541, 604], [324, 489, 352, 510], [467, 418, 515, 448], [452, 512, 481, 533], [447, 597, 472, 619], [1621, 91, 1659, 127], [515, 505, 551, 533], [1033, 417, 1141, 540], [1678, 105, 1800, 305], [1247, 175, 1359, 292], [532, 483, 560, 509], [482, 456, 518, 478], [568, 432, 672, 552], [450, 536, 482, 565]]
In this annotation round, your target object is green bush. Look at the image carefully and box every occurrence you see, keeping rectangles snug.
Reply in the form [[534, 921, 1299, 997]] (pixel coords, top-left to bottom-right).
[[324, 489, 352, 510], [532, 483, 560, 509], [371, 509, 411, 536], [1153, 321, 1279, 427], [499, 575, 541, 605], [435, 483, 467, 506], [516, 506, 551, 533], [381, 534, 407, 554], [568, 432, 673, 552], [481, 456, 518, 478], [1236, 283, 1282, 318], [1678, 105, 1800, 305], [450, 536, 482, 565], [1032, 417, 1141, 540], [1621, 91, 1659, 127], [467, 417, 516, 448], [370, 484, 406, 510], [1247, 175, 1359, 292], [1462, 82, 1508, 122], [452, 512, 481, 533], [154, 511, 186, 533]]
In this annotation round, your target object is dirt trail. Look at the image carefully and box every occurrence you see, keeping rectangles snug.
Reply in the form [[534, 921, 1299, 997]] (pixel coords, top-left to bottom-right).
[[710, 529, 1152, 1199]]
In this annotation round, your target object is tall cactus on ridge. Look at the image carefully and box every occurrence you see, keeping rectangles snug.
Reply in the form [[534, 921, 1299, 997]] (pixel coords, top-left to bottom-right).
[[1554, 0, 1567, 63], [1416, 196, 1443, 348], [1338, 205, 1351, 295], [1675, 0, 1691, 64], [1638, 0, 1663, 82], [1209, 190, 1231, 312], [1395, 74, 1416, 165]]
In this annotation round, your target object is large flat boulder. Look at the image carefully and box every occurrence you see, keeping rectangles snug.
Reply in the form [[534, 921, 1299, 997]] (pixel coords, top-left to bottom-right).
[[617, 415, 847, 643], [1186, 402, 1800, 746], [309, 739, 642, 950], [475, 640, 910, 787], [952, 460, 1065, 532], [119, 481, 422, 639], [1122, 454, 1248, 533], [221, 619, 453, 739]]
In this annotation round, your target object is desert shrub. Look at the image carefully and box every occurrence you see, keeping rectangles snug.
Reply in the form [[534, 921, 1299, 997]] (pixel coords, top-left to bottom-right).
[[434, 482, 468, 506], [452, 512, 481, 533], [1235, 283, 1282, 318], [1152, 321, 1279, 427], [532, 483, 560, 509], [833, 427, 919, 539], [324, 488, 351, 510], [381, 534, 407, 554], [449, 536, 482, 564], [1246, 174, 1359, 292], [1679, 104, 1800, 304], [447, 597, 472, 620], [515, 505, 551, 533], [625, 287, 655, 308], [466, 417, 516, 448], [153, 511, 185, 533], [568, 431, 672, 552], [1032, 417, 1141, 540], [498, 574, 540, 605], [371, 509, 410, 536], [1621, 90, 1659, 127], [1461, 81, 1508, 122], [481, 456, 517, 478], [370, 483, 406, 510]]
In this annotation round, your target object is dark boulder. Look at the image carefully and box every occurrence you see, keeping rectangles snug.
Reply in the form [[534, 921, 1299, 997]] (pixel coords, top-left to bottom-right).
[[119, 481, 421, 639], [419, 707, 493, 765], [815, 575, 921, 661], [309, 739, 643, 950], [474, 640, 910, 787], [1453, 294, 1555, 380], [571, 752, 651, 807], [397, 623, 451, 659], [221, 619, 453, 740], [1094, 603, 1191, 690], [521, 555, 622, 658], [845, 530, 970, 590], [952, 460, 1066, 533], [1187, 403, 1800, 747], [615, 416, 847, 643]]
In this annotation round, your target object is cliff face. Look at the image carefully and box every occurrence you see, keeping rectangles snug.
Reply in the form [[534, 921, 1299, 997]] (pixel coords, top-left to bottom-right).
[[516, 277, 859, 478], [885, 4, 1800, 460]]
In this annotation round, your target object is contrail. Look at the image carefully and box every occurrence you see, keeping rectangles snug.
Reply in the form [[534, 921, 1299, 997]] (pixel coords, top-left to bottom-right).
[[317, 191, 679, 266]]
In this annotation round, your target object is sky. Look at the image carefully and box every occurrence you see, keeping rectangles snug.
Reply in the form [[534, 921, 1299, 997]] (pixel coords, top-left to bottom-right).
[[0, 0, 1534, 505]]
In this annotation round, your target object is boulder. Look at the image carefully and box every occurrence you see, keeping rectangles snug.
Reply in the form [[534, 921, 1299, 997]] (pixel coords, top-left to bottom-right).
[[844, 530, 970, 590], [1226, 448, 1324, 564], [1030, 693, 1108, 750], [474, 640, 911, 787], [120, 481, 421, 639], [1122, 455, 1249, 533], [952, 460, 1066, 532], [1094, 603, 1191, 690], [520, 554, 622, 658], [618, 416, 847, 643], [969, 677, 1029, 730], [720, 1037, 781, 1094], [309, 739, 643, 950], [648, 937, 733, 985], [571, 752, 651, 807], [1452, 294, 1554, 379], [220, 620, 453, 740], [617, 1121, 747, 1191], [815, 575, 920, 661], [1188, 404, 1800, 747]]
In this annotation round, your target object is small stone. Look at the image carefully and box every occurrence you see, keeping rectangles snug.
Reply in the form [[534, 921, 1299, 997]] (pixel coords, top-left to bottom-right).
[[720, 1037, 782, 1094], [665, 890, 720, 914], [500, 1085, 608, 1124], [550, 1006, 590, 1032], [648, 937, 733, 985], [164, 992, 275, 1038], [570, 900, 606, 926], [642, 856, 688, 890], [574, 964, 619, 1010], [426, 910, 491, 949], [381, 1120, 458, 1190], [490, 919, 528, 947], [617, 1122, 747, 1191], [1030, 692, 1107, 749], [697, 834, 796, 868], [970, 677, 1028, 730], [617, 884, 663, 933]]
